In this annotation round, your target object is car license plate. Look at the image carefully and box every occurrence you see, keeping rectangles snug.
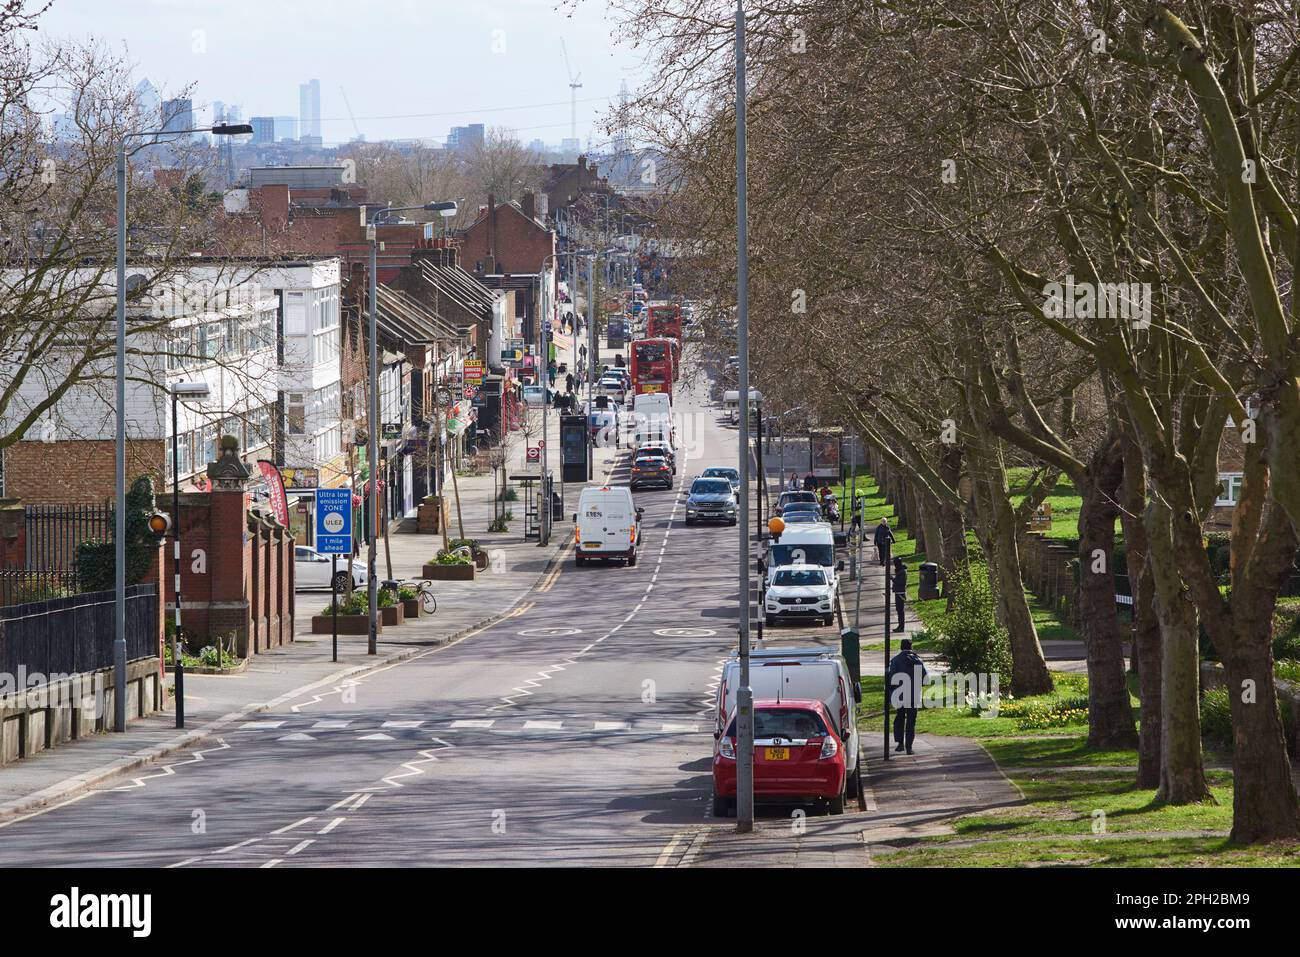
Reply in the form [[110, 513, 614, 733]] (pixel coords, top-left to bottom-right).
[[764, 747, 789, 760]]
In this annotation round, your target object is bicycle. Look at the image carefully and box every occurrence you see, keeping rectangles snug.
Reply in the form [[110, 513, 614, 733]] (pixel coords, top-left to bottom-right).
[[381, 578, 437, 615]]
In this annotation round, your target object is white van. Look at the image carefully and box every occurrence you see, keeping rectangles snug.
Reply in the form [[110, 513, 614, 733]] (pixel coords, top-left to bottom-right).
[[714, 648, 862, 795], [765, 523, 841, 588], [575, 486, 644, 566], [723, 390, 741, 425]]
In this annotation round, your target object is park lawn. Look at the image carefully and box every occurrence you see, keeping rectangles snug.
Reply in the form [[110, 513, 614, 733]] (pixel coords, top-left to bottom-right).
[[1006, 467, 1088, 542], [874, 835, 1300, 868]]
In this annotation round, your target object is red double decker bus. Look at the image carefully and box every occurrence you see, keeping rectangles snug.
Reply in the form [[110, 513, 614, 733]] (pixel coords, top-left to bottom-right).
[[630, 338, 675, 399], [646, 302, 682, 340], [646, 303, 683, 379]]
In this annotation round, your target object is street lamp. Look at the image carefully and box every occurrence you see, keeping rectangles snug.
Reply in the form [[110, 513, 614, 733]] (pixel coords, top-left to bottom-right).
[[168, 380, 209, 728], [364, 200, 457, 654], [733, 0, 756, 833], [113, 121, 252, 733]]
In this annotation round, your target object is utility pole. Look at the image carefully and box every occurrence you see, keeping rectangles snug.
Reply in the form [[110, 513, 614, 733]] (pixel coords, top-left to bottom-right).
[[367, 222, 379, 656], [733, 0, 754, 833]]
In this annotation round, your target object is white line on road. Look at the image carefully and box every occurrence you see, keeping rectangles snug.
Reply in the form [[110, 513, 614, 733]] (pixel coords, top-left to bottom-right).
[[271, 817, 316, 835], [450, 719, 495, 728], [215, 837, 261, 854], [318, 817, 346, 835], [381, 720, 425, 729], [286, 839, 314, 856], [260, 859, 282, 869], [654, 831, 687, 867], [523, 720, 564, 730], [238, 720, 285, 730], [310, 720, 351, 730], [166, 857, 202, 869], [594, 721, 629, 731]]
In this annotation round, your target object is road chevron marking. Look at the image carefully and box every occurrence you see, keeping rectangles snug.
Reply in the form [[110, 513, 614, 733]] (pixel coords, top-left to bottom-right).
[[111, 737, 232, 792], [374, 738, 455, 790]]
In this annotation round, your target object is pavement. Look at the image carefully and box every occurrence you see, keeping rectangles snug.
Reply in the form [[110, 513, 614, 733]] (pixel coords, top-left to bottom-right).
[[0, 339, 1021, 867]]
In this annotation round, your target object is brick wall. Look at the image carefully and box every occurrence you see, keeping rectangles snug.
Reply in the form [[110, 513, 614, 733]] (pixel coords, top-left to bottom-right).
[[4, 439, 165, 505]]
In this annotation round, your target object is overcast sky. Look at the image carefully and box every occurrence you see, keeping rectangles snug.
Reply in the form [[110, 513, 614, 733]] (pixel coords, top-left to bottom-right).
[[36, 0, 645, 147]]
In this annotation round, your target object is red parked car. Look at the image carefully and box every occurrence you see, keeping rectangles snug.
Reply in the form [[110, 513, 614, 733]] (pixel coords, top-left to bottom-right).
[[712, 699, 848, 817]]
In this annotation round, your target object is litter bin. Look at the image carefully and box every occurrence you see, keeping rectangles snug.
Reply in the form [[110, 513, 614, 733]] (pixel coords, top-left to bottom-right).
[[551, 490, 564, 521], [919, 562, 940, 600]]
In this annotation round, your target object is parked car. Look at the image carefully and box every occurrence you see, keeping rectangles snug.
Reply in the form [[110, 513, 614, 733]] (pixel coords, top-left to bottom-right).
[[701, 466, 740, 494], [764, 564, 837, 626], [575, 486, 643, 566], [780, 502, 823, 519], [295, 545, 368, 593], [714, 648, 862, 807], [712, 699, 848, 817], [685, 476, 738, 525], [778, 490, 819, 510], [630, 453, 673, 490]]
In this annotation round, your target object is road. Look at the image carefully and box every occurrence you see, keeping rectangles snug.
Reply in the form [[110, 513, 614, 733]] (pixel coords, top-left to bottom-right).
[[0, 358, 860, 867]]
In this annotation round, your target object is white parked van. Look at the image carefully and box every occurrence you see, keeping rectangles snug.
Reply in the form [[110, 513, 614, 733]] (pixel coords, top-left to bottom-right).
[[575, 486, 644, 566], [714, 648, 862, 795], [765, 523, 841, 588]]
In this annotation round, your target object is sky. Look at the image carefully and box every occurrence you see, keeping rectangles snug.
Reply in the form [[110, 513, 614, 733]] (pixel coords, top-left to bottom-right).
[[35, 0, 647, 148]]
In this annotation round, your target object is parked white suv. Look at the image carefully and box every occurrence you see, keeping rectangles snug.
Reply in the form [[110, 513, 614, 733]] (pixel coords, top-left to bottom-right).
[[764, 564, 837, 626], [294, 545, 368, 593]]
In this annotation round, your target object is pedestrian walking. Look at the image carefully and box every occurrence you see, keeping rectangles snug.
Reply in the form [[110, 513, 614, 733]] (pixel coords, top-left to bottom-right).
[[873, 516, 896, 566], [892, 556, 907, 631], [565, 372, 575, 394], [887, 638, 927, 754], [803, 471, 816, 491]]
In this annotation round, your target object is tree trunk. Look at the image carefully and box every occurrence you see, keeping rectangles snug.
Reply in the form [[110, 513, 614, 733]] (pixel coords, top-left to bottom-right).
[[1118, 436, 1161, 788], [920, 493, 943, 567], [1147, 500, 1213, 804], [937, 444, 966, 603], [1076, 437, 1137, 749], [1220, 631, 1300, 842]]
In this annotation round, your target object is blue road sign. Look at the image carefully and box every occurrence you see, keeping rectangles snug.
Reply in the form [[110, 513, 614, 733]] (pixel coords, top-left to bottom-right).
[[315, 488, 353, 554]]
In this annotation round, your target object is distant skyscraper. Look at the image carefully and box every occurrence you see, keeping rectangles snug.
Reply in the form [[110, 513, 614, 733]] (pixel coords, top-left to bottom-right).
[[446, 123, 484, 151], [273, 116, 298, 142], [135, 78, 160, 123], [250, 116, 275, 144], [161, 97, 194, 136], [225, 104, 242, 124], [212, 100, 226, 125], [299, 79, 321, 139]]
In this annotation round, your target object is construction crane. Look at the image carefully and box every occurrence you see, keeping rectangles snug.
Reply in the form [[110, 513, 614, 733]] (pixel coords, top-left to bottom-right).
[[338, 86, 362, 142], [560, 38, 582, 145]]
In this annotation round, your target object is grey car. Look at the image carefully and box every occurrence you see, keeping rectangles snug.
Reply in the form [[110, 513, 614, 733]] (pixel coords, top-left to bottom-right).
[[684, 477, 738, 525]]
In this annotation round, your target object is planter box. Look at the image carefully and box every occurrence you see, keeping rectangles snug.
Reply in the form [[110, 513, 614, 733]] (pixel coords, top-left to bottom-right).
[[422, 562, 475, 581], [417, 496, 443, 534], [311, 614, 381, 636], [380, 603, 405, 627], [401, 597, 423, 619]]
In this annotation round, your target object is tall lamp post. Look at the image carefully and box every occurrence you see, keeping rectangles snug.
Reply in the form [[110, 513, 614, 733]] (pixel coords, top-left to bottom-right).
[[114, 122, 251, 732], [169, 381, 210, 728], [364, 200, 458, 654], [733, 0, 755, 832]]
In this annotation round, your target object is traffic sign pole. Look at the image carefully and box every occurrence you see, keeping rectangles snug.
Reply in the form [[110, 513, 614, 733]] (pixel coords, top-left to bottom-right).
[[331, 555, 338, 663], [315, 488, 354, 667]]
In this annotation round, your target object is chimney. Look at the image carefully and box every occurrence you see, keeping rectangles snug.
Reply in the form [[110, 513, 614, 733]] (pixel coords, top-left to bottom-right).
[[578, 155, 587, 171], [521, 191, 535, 221], [486, 191, 496, 260]]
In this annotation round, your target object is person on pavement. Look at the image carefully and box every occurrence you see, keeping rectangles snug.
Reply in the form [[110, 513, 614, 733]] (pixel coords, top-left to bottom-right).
[[887, 638, 926, 754], [874, 516, 896, 565], [803, 471, 816, 491], [892, 556, 908, 631], [787, 472, 801, 492], [565, 372, 574, 394]]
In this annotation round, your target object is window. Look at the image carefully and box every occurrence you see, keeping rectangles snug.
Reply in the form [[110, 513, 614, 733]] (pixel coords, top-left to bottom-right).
[[285, 292, 306, 336], [245, 405, 272, 451], [287, 393, 305, 435], [1217, 473, 1244, 507], [203, 425, 219, 466], [167, 431, 194, 481]]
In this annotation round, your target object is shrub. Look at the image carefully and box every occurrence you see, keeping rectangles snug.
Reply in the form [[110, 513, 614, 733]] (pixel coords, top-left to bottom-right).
[[932, 562, 1013, 685], [1272, 601, 1300, 661], [449, 538, 480, 552], [1200, 688, 1233, 744], [487, 516, 509, 533], [76, 477, 158, 592], [434, 549, 472, 565], [397, 585, 418, 601]]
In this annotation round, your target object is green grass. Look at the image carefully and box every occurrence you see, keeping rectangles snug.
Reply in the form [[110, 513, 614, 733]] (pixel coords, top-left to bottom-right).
[[874, 836, 1300, 867], [1006, 467, 1087, 542]]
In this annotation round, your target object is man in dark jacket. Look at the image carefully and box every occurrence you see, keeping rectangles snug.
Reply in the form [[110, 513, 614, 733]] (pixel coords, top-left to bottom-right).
[[873, 517, 895, 565], [803, 471, 817, 491], [887, 638, 927, 754], [892, 556, 907, 631]]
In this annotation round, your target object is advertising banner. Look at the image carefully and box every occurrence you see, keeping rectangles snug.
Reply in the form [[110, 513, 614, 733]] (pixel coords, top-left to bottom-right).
[[257, 460, 290, 526]]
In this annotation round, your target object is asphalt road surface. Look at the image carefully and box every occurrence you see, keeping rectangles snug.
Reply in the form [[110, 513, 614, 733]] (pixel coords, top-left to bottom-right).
[[0, 361, 855, 867]]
